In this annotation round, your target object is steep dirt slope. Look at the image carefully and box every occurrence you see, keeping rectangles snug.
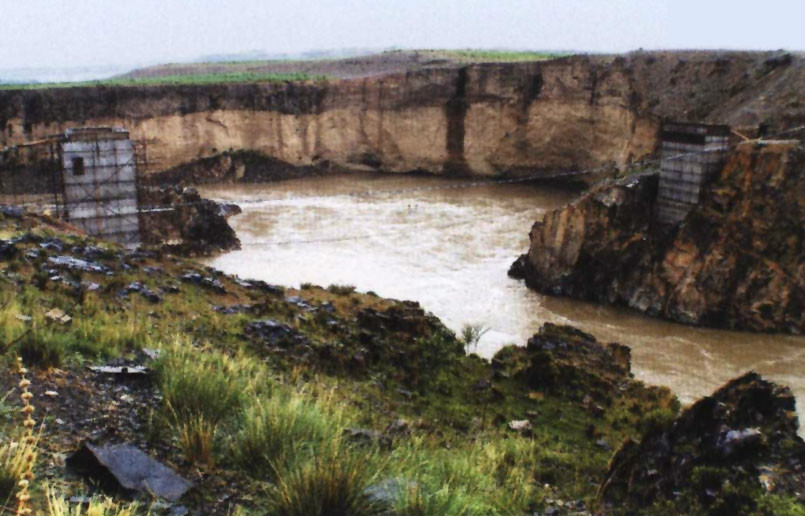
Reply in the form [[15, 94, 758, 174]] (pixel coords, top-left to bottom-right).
[[2, 52, 802, 178], [511, 141, 805, 333]]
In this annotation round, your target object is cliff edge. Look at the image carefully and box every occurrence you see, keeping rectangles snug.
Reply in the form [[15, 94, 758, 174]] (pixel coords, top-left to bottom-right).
[[2, 51, 803, 178], [510, 141, 805, 333]]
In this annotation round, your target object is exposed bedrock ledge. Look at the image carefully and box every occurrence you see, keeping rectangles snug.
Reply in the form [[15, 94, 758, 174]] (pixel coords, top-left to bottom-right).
[[2, 52, 803, 177], [510, 142, 805, 334], [598, 372, 805, 515]]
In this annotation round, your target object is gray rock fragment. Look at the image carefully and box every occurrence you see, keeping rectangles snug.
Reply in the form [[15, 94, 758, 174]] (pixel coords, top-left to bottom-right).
[[66, 442, 192, 502]]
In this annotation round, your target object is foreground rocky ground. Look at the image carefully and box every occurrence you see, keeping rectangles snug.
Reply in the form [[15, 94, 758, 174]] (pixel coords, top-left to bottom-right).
[[1, 208, 803, 516], [511, 141, 805, 334]]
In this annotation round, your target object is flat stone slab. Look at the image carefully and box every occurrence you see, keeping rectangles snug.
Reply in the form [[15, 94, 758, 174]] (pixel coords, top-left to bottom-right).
[[66, 442, 192, 501]]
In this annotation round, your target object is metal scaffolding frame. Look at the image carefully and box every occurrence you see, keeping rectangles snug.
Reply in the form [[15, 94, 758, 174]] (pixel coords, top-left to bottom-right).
[[0, 127, 152, 247]]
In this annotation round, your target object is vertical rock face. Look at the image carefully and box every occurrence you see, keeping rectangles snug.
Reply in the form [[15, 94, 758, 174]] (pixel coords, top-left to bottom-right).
[[3, 52, 802, 177], [511, 142, 805, 333]]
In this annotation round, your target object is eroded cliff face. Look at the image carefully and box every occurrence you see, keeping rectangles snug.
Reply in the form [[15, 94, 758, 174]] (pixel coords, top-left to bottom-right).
[[2, 51, 802, 178], [511, 142, 805, 333]]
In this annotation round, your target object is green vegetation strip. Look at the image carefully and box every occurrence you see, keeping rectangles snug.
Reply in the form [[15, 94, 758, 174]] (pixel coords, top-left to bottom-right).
[[415, 49, 567, 62], [0, 72, 325, 90]]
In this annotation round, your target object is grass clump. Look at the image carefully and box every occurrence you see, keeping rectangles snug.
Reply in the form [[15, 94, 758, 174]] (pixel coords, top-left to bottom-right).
[[175, 415, 217, 466], [69, 310, 145, 359], [154, 341, 267, 464], [155, 341, 261, 424], [386, 437, 538, 516], [231, 392, 341, 478], [327, 284, 356, 295], [265, 439, 383, 516], [16, 330, 68, 369]]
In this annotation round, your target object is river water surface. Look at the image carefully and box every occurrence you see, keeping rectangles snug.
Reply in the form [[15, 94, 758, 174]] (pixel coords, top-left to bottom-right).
[[200, 173, 804, 424]]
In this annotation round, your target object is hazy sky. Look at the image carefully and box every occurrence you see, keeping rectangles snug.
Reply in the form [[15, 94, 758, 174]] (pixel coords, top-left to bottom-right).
[[1, 0, 803, 69]]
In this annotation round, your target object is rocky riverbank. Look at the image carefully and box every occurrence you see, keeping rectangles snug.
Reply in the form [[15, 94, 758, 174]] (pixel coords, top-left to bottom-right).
[[1, 207, 803, 516], [510, 141, 805, 334]]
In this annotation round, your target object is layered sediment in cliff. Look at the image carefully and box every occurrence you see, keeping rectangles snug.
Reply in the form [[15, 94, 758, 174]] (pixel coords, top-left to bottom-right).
[[510, 142, 805, 333], [2, 51, 803, 178]]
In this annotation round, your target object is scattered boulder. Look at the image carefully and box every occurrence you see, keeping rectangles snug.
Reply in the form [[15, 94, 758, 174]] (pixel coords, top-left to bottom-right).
[[243, 319, 304, 348], [234, 278, 284, 295], [385, 418, 410, 436], [0, 205, 23, 218], [508, 419, 533, 435], [342, 427, 390, 448], [213, 304, 253, 315], [364, 477, 416, 510], [119, 282, 162, 303], [285, 295, 314, 311], [88, 365, 149, 377], [0, 239, 18, 260], [45, 308, 72, 325], [48, 255, 110, 274], [180, 272, 225, 294], [519, 324, 635, 397]]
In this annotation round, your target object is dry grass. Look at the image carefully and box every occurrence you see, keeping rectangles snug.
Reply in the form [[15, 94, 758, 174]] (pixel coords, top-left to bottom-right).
[[45, 486, 143, 516]]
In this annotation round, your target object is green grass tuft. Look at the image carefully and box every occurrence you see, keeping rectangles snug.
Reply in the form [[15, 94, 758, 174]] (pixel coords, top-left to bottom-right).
[[230, 392, 341, 479], [264, 439, 383, 516]]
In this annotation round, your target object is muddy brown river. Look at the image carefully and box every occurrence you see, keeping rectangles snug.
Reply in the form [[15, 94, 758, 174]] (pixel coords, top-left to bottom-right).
[[200, 173, 804, 425]]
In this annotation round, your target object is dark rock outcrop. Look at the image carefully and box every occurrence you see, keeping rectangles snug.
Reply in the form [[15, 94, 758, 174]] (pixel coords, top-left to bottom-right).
[[512, 142, 805, 333], [492, 323, 676, 414], [598, 372, 805, 515], [139, 186, 241, 255], [148, 150, 336, 186]]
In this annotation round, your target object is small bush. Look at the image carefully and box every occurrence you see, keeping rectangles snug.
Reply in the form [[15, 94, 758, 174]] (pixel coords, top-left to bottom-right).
[[265, 439, 382, 516], [459, 323, 489, 355]]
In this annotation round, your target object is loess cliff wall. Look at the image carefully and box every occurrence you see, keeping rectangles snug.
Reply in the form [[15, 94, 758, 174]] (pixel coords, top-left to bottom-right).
[[511, 141, 805, 333], [2, 51, 803, 178]]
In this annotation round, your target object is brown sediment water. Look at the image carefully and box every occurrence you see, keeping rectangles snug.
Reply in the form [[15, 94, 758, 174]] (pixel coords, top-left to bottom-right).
[[199, 173, 804, 426]]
